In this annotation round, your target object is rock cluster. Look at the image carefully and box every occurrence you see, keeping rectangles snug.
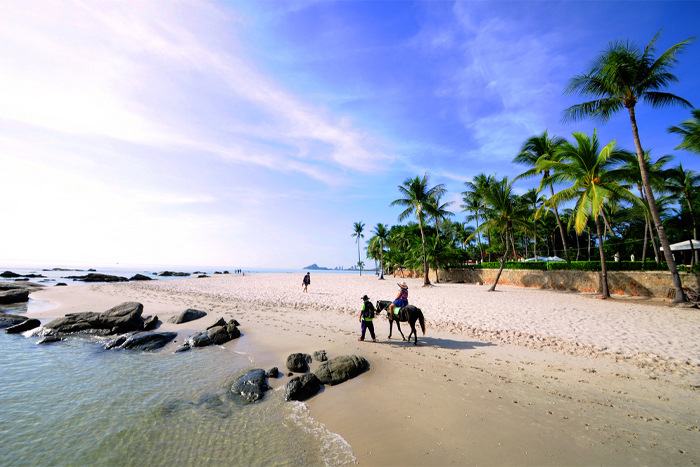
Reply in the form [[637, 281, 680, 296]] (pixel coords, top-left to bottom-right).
[[64, 273, 129, 282], [178, 319, 240, 351], [156, 271, 191, 277], [104, 332, 177, 351], [281, 351, 369, 401], [45, 302, 147, 335]]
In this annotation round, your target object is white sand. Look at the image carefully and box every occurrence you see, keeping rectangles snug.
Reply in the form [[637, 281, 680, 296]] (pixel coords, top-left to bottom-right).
[[27, 273, 700, 466]]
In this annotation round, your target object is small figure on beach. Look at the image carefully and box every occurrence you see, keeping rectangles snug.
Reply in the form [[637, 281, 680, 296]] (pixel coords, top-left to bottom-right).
[[388, 281, 408, 316], [358, 294, 376, 342], [302, 272, 310, 293]]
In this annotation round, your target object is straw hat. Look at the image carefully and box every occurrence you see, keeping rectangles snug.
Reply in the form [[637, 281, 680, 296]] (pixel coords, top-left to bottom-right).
[[398, 282, 408, 288]]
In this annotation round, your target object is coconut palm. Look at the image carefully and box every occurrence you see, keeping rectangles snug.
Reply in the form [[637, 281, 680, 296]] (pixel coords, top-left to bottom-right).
[[668, 109, 700, 155], [520, 188, 545, 259], [391, 173, 445, 286], [514, 130, 571, 263], [370, 223, 390, 277], [461, 192, 485, 260], [667, 163, 700, 264], [351, 221, 365, 275], [428, 193, 454, 282], [538, 131, 639, 298], [562, 30, 695, 302], [462, 173, 495, 261], [468, 177, 531, 292]]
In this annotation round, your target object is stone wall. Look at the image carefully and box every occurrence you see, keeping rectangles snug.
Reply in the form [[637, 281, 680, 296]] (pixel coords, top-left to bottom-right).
[[415, 268, 700, 298]]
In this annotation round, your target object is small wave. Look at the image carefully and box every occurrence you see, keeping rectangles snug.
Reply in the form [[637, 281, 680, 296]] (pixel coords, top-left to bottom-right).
[[285, 399, 356, 466]]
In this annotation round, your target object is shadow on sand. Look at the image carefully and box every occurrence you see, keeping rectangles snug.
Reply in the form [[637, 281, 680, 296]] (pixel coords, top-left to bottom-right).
[[380, 336, 496, 351]]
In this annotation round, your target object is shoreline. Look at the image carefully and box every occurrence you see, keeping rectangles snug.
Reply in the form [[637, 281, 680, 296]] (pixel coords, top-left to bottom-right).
[[23, 274, 700, 465]]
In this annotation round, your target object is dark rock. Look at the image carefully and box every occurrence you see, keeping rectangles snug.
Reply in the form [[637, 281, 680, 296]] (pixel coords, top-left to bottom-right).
[[37, 336, 62, 344], [315, 355, 368, 386], [0, 289, 29, 304], [287, 372, 293, 377], [214, 271, 222, 274], [55, 283, 67, 287], [207, 323, 240, 345], [185, 331, 211, 347], [20, 274, 45, 278], [129, 274, 152, 281], [158, 271, 191, 277], [107, 332, 177, 351], [228, 319, 241, 327], [231, 369, 268, 403], [0, 271, 20, 278], [168, 308, 207, 324], [0, 282, 44, 292], [266, 367, 279, 378], [14, 278, 29, 282], [88, 268, 96, 271], [45, 302, 143, 334], [6, 318, 41, 334], [313, 350, 328, 362], [175, 344, 191, 353], [104, 334, 129, 349], [0, 312, 29, 328], [207, 318, 226, 329], [157, 271, 173, 276], [223, 271, 229, 274], [286, 353, 312, 373], [197, 275, 209, 278], [285, 373, 321, 401], [142, 315, 159, 331], [65, 273, 128, 282]]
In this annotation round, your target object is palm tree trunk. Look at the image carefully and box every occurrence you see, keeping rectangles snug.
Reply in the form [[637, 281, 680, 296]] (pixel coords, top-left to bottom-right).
[[533, 216, 538, 259], [628, 107, 684, 302], [641, 215, 648, 265], [602, 209, 615, 238], [575, 230, 580, 261], [418, 218, 430, 286], [685, 195, 698, 265], [357, 241, 361, 276], [587, 226, 591, 260], [648, 217, 660, 262], [489, 228, 509, 292], [595, 215, 610, 298], [550, 184, 571, 263], [475, 216, 484, 261]]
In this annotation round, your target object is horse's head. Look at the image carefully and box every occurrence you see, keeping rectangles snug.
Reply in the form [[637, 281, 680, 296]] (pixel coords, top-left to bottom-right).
[[376, 300, 391, 313]]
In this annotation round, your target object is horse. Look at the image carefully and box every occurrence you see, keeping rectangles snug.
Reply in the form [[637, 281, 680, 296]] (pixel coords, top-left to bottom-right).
[[376, 300, 426, 346]]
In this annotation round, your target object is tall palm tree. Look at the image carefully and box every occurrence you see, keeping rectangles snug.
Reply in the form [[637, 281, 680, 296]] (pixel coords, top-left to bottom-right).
[[391, 173, 445, 286], [461, 192, 485, 260], [370, 223, 390, 277], [538, 131, 639, 298], [667, 163, 700, 264], [514, 131, 572, 263], [468, 177, 531, 292], [463, 173, 495, 261], [428, 193, 454, 282], [562, 30, 695, 302], [520, 188, 545, 259], [668, 109, 700, 155], [351, 221, 365, 276]]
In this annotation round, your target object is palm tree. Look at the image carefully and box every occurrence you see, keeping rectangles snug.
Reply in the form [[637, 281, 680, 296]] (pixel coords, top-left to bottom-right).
[[520, 188, 545, 259], [538, 131, 639, 298], [514, 131, 572, 263], [667, 163, 700, 264], [461, 192, 485, 261], [428, 193, 454, 282], [370, 223, 390, 277], [351, 221, 365, 276], [562, 30, 695, 302], [468, 177, 531, 292], [668, 109, 700, 155], [462, 173, 495, 261], [391, 173, 445, 286]]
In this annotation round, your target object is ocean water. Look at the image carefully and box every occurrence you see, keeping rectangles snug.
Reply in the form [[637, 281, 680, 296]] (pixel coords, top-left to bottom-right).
[[0, 329, 355, 466]]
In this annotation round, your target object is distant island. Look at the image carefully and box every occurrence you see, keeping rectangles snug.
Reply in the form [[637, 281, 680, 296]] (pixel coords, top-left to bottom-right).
[[303, 263, 330, 270]]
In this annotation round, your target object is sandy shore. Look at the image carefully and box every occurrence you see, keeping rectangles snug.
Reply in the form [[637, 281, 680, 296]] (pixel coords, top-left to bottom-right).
[[28, 273, 700, 465]]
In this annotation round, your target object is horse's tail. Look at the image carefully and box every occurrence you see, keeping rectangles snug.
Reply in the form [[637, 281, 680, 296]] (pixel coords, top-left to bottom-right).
[[418, 309, 425, 335]]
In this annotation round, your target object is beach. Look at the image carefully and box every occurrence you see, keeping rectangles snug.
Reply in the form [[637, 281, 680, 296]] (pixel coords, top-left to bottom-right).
[[25, 273, 700, 465]]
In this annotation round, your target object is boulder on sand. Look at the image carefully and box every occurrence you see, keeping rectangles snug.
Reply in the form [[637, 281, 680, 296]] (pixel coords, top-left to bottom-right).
[[44, 301, 144, 335], [285, 373, 321, 401], [286, 353, 312, 373], [207, 323, 240, 345], [0, 289, 29, 304], [142, 315, 159, 331], [129, 274, 152, 281], [315, 355, 368, 386], [231, 369, 268, 403], [168, 309, 207, 324], [0, 271, 21, 278], [6, 318, 41, 334]]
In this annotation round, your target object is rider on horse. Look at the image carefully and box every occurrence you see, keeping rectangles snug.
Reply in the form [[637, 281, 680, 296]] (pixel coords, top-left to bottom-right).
[[388, 282, 408, 317]]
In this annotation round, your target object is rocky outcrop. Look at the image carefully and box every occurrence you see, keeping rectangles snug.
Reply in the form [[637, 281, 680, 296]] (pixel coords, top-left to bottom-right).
[[286, 353, 312, 373], [65, 273, 128, 282], [142, 315, 159, 331], [37, 336, 62, 344], [0, 289, 29, 304], [206, 317, 226, 329], [0, 282, 44, 292], [168, 309, 207, 324], [0, 270, 21, 277], [105, 331, 177, 351], [157, 271, 191, 277], [129, 274, 152, 281], [0, 312, 29, 328], [315, 355, 368, 386], [231, 369, 268, 403], [285, 373, 321, 401], [184, 331, 211, 347], [183, 320, 240, 348], [44, 302, 144, 335], [6, 318, 41, 334], [313, 350, 327, 362], [55, 283, 67, 287]]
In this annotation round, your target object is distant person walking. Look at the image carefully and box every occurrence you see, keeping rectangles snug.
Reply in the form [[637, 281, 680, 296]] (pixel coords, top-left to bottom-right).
[[358, 294, 376, 342], [302, 272, 310, 293]]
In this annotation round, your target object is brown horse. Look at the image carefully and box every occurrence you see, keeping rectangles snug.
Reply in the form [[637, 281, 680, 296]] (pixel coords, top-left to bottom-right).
[[376, 300, 426, 345]]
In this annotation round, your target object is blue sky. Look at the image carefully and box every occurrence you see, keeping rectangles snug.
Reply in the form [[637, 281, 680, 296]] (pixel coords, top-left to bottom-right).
[[1, 0, 698, 269]]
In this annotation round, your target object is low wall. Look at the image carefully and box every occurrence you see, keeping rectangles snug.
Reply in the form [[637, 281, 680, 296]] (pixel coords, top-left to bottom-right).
[[417, 268, 699, 298]]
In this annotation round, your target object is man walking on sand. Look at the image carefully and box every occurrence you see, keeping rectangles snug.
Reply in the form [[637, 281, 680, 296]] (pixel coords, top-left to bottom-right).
[[302, 272, 310, 293], [358, 295, 376, 342]]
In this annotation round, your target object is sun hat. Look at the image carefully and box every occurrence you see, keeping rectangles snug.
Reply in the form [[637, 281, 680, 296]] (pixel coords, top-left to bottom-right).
[[361, 294, 369, 300], [398, 282, 408, 288]]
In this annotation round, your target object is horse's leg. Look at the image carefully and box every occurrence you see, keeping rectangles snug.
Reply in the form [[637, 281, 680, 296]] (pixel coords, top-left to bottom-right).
[[396, 321, 406, 341], [406, 318, 416, 343], [388, 318, 393, 339]]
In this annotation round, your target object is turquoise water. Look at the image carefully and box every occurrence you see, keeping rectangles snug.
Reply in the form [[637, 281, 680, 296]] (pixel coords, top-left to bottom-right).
[[0, 330, 354, 466]]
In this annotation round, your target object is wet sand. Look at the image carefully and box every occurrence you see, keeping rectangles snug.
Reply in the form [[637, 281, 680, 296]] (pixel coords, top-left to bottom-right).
[[29, 273, 700, 465]]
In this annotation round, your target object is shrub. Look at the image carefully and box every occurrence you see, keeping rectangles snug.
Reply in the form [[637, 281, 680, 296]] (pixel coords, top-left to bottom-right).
[[475, 261, 548, 270]]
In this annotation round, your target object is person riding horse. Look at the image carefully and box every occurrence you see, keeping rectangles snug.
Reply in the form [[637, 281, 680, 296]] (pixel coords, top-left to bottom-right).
[[388, 282, 408, 317]]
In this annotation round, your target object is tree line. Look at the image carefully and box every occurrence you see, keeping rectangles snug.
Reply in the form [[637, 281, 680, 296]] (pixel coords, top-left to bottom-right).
[[352, 31, 700, 302]]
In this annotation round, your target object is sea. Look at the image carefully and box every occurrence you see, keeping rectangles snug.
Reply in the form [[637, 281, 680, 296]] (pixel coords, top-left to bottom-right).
[[0, 264, 357, 466]]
